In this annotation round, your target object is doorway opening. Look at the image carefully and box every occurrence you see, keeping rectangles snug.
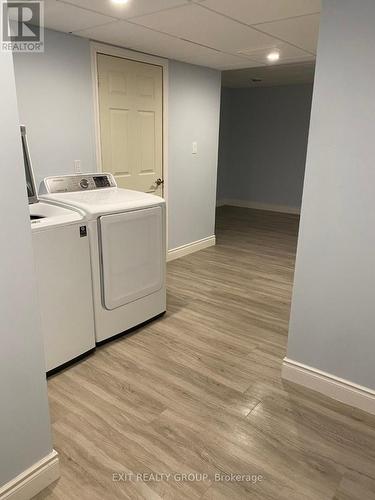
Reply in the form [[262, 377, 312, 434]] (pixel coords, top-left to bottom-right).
[[215, 62, 316, 341]]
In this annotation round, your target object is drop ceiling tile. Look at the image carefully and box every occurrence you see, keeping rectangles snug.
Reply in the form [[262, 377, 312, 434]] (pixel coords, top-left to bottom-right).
[[198, 0, 320, 25], [130, 3, 283, 53], [238, 41, 314, 64], [44, 0, 115, 33], [76, 20, 195, 58], [76, 20, 258, 69], [57, 0, 189, 20], [255, 13, 320, 54], [194, 53, 263, 70]]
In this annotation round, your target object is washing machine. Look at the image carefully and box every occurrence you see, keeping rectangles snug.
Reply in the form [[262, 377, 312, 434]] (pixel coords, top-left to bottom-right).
[[39, 173, 166, 343], [22, 126, 96, 372]]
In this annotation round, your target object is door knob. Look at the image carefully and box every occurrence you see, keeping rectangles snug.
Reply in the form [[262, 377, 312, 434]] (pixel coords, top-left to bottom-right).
[[155, 178, 164, 186]]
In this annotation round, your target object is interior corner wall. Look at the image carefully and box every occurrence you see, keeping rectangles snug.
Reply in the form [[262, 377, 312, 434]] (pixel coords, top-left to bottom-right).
[[168, 60, 221, 250], [0, 49, 53, 488], [13, 29, 96, 189], [217, 84, 313, 210], [286, 0, 375, 390]]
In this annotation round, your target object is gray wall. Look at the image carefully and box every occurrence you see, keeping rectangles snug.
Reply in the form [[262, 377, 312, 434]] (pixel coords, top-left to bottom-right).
[[13, 29, 96, 189], [13, 30, 221, 251], [287, 0, 375, 390], [168, 60, 221, 249], [217, 84, 313, 209], [0, 50, 53, 488]]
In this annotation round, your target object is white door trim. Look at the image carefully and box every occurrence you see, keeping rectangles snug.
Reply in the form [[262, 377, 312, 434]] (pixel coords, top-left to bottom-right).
[[0, 450, 59, 500], [282, 357, 375, 415], [90, 42, 169, 251]]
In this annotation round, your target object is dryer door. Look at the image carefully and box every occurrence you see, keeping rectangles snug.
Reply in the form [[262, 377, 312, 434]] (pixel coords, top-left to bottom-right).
[[99, 206, 164, 310]]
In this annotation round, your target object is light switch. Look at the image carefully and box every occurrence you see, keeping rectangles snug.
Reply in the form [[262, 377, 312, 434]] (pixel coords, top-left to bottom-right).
[[192, 141, 198, 154], [74, 160, 82, 173]]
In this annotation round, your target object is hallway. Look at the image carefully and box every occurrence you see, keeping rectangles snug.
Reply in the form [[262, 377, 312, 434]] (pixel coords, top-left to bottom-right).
[[36, 207, 375, 500]]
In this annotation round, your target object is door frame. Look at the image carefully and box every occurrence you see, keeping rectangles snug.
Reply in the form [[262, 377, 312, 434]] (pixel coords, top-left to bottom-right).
[[90, 41, 169, 207]]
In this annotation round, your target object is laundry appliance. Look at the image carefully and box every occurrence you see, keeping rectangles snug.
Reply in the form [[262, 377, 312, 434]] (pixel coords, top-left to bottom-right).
[[22, 126, 95, 372], [40, 173, 166, 343]]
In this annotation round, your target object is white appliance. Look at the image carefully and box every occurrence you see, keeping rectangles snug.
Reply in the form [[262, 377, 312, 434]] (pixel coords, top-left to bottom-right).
[[40, 173, 166, 343], [22, 126, 95, 372]]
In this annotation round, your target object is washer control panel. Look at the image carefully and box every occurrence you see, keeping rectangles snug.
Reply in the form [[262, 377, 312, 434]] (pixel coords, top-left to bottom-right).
[[44, 173, 117, 193]]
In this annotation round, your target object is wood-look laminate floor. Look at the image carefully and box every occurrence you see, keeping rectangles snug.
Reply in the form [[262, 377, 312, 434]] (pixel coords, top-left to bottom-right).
[[35, 207, 375, 500]]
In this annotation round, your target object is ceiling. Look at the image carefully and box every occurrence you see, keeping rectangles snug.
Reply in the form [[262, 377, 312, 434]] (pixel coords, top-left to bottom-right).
[[222, 61, 316, 88], [40, 0, 321, 75]]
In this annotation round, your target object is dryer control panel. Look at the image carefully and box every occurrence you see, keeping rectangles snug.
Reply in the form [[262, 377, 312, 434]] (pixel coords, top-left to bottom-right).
[[42, 173, 117, 194]]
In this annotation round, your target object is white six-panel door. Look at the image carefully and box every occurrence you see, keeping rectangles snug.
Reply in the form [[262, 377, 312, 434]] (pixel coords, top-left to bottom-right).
[[97, 53, 163, 194]]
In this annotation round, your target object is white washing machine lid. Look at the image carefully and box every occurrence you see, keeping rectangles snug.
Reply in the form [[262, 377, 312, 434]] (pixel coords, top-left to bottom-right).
[[40, 188, 164, 219], [29, 201, 84, 231]]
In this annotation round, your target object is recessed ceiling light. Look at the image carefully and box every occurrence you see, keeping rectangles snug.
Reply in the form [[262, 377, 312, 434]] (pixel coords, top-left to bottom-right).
[[267, 51, 280, 62], [111, 0, 129, 4]]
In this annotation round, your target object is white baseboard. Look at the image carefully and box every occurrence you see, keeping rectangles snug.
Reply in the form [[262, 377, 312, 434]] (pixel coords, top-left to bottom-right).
[[282, 358, 375, 415], [217, 199, 301, 215], [167, 235, 216, 262], [0, 450, 59, 500]]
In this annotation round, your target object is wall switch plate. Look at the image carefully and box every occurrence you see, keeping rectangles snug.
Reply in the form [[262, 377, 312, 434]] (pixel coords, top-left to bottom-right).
[[74, 160, 82, 173], [192, 141, 198, 154]]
